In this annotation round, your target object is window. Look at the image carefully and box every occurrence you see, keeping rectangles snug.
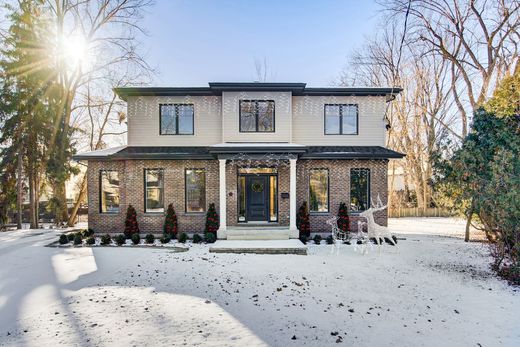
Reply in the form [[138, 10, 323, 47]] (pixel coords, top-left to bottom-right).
[[100, 170, 119, 213], [185, 169, 206, 213], [160, 104, 194, 135], [240, 100, 275, 132], [309, 169, 329, 213], [145, 169, 164, 213], [325, 104, 358, 135], [350, 168, 370, 211]]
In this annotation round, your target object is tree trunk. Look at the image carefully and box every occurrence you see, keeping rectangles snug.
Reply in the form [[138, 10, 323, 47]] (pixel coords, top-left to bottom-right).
[[16, 152, 23, 229], [67, 174, 87, 227], [464, 200, 474, 242], [28, 170, 37, 229]]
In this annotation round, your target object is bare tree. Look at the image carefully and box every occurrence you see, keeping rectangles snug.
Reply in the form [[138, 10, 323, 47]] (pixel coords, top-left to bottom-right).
[[380, 0, 520, 137]]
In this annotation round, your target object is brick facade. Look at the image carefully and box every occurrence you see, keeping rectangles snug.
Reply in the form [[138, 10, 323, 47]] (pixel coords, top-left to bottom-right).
[[87, 158, 388, 235]]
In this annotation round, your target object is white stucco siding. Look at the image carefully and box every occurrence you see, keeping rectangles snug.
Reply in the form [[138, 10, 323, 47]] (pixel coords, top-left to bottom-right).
[[291, 95, 387, 146], [222, 91, 292, 143], [126, 95, 222, 146]]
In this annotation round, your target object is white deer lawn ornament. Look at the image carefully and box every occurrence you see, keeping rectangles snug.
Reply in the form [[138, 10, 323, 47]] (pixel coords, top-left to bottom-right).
[[358, 195, 396, 249], [326, 216, 350, 254]]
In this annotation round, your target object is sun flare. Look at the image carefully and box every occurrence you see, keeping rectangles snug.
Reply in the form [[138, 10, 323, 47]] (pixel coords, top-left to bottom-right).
[[59, 34, 92, 72]]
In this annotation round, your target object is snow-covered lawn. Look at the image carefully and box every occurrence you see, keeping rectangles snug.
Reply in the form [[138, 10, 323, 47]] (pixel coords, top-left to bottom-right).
[[0, 218, 518, 346]]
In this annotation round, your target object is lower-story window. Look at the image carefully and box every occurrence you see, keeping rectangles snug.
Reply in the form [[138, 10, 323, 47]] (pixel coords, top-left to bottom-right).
[[145, 169, 164, 213], [186, 169, 206, 213], [100, 170, 120, 213], [309, 168, 329, 213], [350, 168, 370, 211]]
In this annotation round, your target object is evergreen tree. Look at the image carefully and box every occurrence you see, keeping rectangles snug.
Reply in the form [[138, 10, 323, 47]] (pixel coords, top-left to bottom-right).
[[205, 203, 219, 234], [163, 203, 178, 237], [337, 202, 350, 233], [124, 205, 139, 238], [296, 201, 310, 238]]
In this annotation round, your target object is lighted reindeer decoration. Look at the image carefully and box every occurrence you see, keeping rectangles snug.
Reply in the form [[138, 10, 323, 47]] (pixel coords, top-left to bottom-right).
[[358, 195, 396, 248]]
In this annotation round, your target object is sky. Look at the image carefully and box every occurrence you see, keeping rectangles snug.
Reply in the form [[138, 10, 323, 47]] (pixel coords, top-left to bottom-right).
[[139, 0, 383, 87]]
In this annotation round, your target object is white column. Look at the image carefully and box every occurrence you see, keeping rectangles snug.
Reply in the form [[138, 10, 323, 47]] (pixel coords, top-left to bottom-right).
[[289, 158, 298, 238], [217, 159, 227, 239]]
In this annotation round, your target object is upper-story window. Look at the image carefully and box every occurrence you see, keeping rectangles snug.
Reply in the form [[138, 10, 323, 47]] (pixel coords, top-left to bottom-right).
[[240, 100, 275, 132], [324, 104, 358, 135], [160, 104, 194, 135]]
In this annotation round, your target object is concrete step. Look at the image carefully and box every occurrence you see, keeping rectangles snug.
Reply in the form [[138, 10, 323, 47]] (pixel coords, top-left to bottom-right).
[[209, 240, 307, 255], [226, 228, 290, 240]]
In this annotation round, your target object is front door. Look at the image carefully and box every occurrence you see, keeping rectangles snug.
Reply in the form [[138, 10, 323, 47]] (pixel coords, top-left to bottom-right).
[[246, 175, 269, 222]]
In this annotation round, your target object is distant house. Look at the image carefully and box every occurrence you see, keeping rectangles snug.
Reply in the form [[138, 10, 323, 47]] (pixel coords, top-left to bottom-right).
[[73, 82, 404, 239]]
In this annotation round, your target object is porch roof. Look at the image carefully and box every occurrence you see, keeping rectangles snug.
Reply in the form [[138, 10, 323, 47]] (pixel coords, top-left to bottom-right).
[[73, 145, 405, 161]]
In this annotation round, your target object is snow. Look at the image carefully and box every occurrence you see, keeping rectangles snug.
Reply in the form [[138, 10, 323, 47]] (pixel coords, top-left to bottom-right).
[[0, 218, 518, 346]]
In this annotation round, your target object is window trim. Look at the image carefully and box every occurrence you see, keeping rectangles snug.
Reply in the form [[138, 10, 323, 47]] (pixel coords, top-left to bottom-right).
[[99, 170, 120, 214], [144, 168, 165, 214], [185, 168, 206, 214], [159, 103, 195, 135], [308, 168, 330, 214], [350, 168, 371, 214], [239, 100, 276, 133], [324, 104, 359, 135]]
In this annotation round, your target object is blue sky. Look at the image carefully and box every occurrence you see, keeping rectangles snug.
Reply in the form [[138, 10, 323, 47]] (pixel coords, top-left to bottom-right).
[[140, 0, 382, 87]]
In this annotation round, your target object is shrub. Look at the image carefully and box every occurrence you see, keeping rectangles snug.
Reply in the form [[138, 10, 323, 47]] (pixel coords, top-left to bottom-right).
[[205, 203, 219, 235], [75, 231, 83, 240], [177, 232, 188, 243], [131, 233, 140, 245], [192, 234, 203, 244], [204, 232, 216, 244], [337, 202, 350, 234], [124, 205, 139, 238], [59, 234, 69, 245], [73, 234, 82, 245], [296, 201, 310, 238], [67, 233, 76, 242], [313, 234, 322, 244], [160, 235, 171, 244], [86, 236, 96, 245], [326, 235, 334, 245], [163, 204, 178, 238], [115, 234, 126, 246], [82, 228, 95, 238], [299, 235, 308, 244], [101, 234, 111, 245], [145, 234, 155, 244]]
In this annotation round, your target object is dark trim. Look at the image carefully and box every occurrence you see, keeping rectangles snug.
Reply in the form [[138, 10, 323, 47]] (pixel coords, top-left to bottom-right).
[[144, 168, 165, 213], [324, 104, 359, 135], [113, 84, 402, 100], [239, 100, 275, 133], [99, 170, 120, 214], [350, 168, 371, 213], [159, 104, 194, 135], [185, 168, 206, 214], [308, 168, 330, 214]]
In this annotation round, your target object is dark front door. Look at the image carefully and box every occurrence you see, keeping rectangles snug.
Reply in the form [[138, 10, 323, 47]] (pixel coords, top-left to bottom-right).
[[246, 175, 269, 222]]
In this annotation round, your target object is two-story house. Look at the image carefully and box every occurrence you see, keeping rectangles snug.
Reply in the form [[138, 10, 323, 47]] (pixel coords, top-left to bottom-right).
[[74, 82, 404, 239]]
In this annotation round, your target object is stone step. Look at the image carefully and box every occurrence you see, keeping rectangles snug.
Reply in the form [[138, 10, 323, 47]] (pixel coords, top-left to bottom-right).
[[209, 240, 307, 255], [226, 228, 290, 240]]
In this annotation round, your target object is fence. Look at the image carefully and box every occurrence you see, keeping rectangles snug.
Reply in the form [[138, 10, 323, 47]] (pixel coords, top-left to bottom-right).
[[388, 207, 453, 218]]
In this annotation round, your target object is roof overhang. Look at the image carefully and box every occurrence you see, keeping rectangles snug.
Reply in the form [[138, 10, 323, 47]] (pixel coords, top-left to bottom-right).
[[113, 82, 402, 101]]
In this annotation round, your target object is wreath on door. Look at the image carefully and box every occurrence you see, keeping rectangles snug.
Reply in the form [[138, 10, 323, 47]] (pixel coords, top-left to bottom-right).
[[251, 182, 264, 192]]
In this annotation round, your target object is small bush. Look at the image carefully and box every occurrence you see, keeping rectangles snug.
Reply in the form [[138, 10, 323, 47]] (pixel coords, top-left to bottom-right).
[[192, 234, 203, 243], [313, 234, 322, 244], [67, 233, 75, 242], [86, 236, 96, 245], [326, 235, 334, 245], [160, 235, 171, 244], [145, 234, 155, 244], [177, 232, 188, 243], [299, 235, 308, 244], [73, 234, 82, 245], [101, 234, 111, 245], [59, 234, 69, 245], [131, 233, 140, 245], [115, 234, 126, 246], [124, 205, 139, 238], [204, 232, 216, 244], [82, 228, 94, 238]]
